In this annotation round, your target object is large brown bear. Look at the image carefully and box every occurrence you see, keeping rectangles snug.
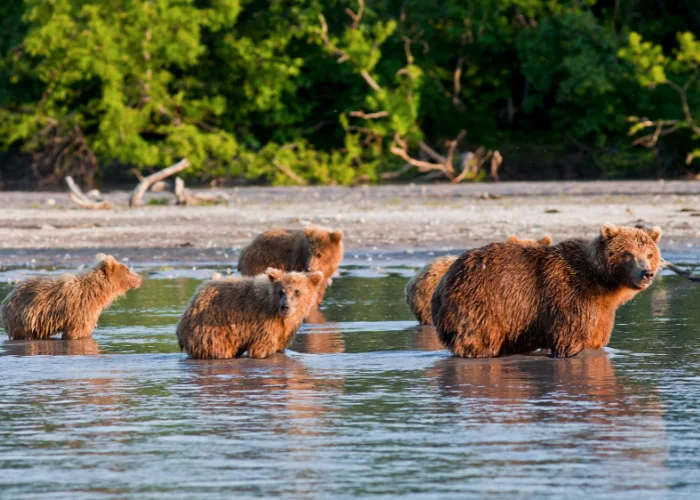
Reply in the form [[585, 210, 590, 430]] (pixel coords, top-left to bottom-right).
[[237, 226, 343, 306], [176, 268, 324, 359], [1, 254, 142, 340], [405, 235, 552, 325], [431, 224, 662, 358]]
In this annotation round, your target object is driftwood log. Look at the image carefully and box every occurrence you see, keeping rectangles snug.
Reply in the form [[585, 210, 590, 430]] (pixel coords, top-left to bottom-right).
[[128, 159, 227, 206], [660, 258, 700, 282], [129, 159, 192, 207], [389, 132, 502, 183], [65, 176, 112, 209], [66, 158, 226, 209]]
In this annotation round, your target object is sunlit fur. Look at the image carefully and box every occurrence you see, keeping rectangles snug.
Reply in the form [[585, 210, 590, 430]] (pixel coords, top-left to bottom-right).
[[406, 235, 552, 326], [1, 254, 142, 340], [405, 256, 458, 325], [176, 268, 324, 359], [431, 224, 662, 358], [507, 234, 553, 246], [237, 226, 344, 306]]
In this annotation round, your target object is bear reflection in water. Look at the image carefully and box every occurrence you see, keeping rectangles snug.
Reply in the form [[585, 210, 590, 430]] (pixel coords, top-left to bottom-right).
[[185, 355, 344, 439], [407, 325, 445, 352], [291, 309, 346, 354], [429, 349, 667, 464], [2, 337, 101, 356]]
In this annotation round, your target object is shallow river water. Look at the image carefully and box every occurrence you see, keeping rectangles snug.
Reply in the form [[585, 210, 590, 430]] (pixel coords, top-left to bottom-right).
[[1, 260, 700, 498]]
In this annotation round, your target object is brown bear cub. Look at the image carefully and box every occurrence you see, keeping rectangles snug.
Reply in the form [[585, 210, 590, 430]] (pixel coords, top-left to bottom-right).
[[432, 224, 662, 358], [1, 254, 142, 340], [405, 256, 458, 326], [237, 226, 343, 306], [405, 235, 552, 326], [176, 268, 324, 359]]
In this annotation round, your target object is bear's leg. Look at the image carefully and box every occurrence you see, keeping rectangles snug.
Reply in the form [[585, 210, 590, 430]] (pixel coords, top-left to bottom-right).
[[4, 322, 26, 340], [207, 329, 245, 359], [451, 329, 503, 358], [247, 343, 277, 359], [548, 330, 585, 358], [63, 325, 93, 340]]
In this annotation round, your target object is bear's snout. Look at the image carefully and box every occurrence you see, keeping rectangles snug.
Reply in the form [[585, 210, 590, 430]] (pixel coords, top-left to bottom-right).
[[279, 296, 291, 317], [636, 268, 655, 288], [129, 273, 143, 289]]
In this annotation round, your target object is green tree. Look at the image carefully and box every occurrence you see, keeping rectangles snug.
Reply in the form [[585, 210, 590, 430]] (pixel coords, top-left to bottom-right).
[[620, 31, 700, 166]]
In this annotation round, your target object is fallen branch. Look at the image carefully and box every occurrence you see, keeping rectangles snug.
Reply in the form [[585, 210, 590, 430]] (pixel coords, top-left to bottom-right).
[[388, 132, 502, 183], [146, 176, 227, 206], [65, 176, 112, 209], [390, 134, 454, 177], [273, 160, 307, 186], [661, 258, 700, 282], [129, 159, 191, 207]]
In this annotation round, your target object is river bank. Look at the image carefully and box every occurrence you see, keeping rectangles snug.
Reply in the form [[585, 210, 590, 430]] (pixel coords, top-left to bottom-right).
[[1, 180, 700, 267]]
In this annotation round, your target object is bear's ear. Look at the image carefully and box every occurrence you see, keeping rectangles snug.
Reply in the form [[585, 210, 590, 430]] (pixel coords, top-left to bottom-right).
[[307, 271, 324, 287], [600, 223, 620, 240], [539, 235, 553, 246], [506, 235, 519, 243], [265, 268, 284, 282], [304, 227, 315, 238], [648, 226, 663, 243], [97, 253, 116, 267], [330, 230, 343, 243]]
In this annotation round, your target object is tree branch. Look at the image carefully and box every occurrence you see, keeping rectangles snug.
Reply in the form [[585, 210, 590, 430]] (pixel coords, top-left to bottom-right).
[[345, 0, 364, 30], [349, 110, 389, 120], [273, 160, 308, 186], [318, 11, 382, 92], [360, 70, 382, 92], [664, 79, 700, 136]]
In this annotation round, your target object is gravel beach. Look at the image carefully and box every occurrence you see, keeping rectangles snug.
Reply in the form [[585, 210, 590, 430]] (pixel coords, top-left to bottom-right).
[[1, 180, 700, 266]]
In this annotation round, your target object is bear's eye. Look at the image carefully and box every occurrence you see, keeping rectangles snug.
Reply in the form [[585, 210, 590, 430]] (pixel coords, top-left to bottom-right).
[[647, 252, 654, 260], [316, 253, 322, 258], [295, 290, 301, 296]]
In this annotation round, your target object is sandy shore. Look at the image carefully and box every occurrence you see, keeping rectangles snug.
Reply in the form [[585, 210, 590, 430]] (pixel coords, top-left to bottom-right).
[[1, 180, 700, 266]]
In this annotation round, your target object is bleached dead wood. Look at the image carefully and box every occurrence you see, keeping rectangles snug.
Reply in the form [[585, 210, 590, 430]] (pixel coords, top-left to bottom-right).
[[65, 176, 112, 209], [129, 158, 191, 207], [660, 258, 700, 282], [389, 131, 502, 183]]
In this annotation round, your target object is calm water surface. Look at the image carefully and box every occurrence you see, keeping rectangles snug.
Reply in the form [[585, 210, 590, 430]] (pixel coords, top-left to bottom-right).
[[1, 261, 700, 498]]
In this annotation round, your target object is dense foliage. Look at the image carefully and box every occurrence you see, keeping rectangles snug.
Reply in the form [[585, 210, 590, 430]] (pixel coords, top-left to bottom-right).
[[0, 0, 699, 186]]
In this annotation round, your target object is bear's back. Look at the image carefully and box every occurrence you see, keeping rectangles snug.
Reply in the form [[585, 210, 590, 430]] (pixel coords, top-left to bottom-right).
[[238, 229, 308, 275], [191, 276, 276, 319], [431, 242, 546, 348]]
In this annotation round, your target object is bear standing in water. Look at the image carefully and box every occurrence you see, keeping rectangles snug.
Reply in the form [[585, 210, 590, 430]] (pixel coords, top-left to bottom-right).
[[176, 268, 324, 359], [431, 224, 662, 358], [1, 254, 142, 340], [405, 235, 552, 326], [405, 256, 458, 325], [237, 226, 343, 306]]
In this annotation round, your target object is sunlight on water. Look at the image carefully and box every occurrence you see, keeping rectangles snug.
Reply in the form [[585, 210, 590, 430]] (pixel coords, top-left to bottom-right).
[[1, 266, 700, 497]]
